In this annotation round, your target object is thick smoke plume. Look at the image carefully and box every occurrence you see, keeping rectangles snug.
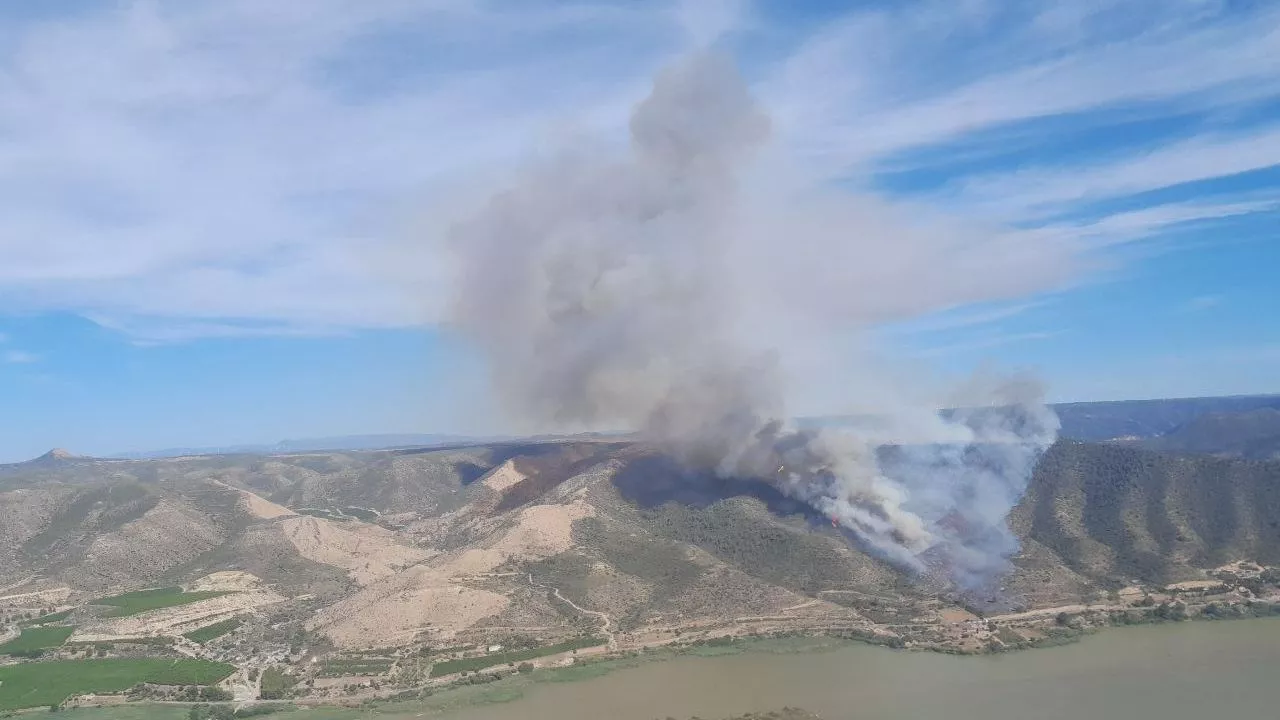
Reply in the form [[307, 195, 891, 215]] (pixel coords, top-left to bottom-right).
[[442, 53, 1059, 590]]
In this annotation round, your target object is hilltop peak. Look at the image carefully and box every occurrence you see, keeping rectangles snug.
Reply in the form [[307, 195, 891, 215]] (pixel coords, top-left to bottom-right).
[[36, 448, 77, 462]]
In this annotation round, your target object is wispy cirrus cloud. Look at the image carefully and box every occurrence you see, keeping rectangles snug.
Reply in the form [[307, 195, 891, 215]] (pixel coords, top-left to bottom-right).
[[764, 0, 1280, 167], [946, 128, 1280, 221], [1180, 295, 1224, 313], [908, 330, 1066, 360], [3, 350, 39, 364], [0, 0, 696, 337], [878, 301, 1047, 336], [0, 0, 1275, 346]]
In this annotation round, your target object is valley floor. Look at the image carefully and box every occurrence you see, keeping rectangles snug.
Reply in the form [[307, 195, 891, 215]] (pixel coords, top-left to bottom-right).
[[4, 437, 1280, 713], [10, 569, 1275, 715]]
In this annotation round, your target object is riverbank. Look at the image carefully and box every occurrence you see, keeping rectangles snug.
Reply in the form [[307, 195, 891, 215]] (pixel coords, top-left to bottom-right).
[[391, 615, 1280, 720], [12, 572, 1280, 717], [24, 606, 1277, 718], [19, 614, 1280, 720], [296, 606, 1280, 714]]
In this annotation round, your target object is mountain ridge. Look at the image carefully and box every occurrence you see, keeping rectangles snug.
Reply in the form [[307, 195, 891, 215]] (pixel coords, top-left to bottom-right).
[[65, 394, 1280, 462], [4, 433, 1280, 705]]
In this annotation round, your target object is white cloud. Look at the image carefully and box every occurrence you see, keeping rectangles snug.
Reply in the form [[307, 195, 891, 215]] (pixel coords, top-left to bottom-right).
[[761, 0, 1280, 172], [0, 0, 687, 336], [673, 0, 747, 46], [879, 301, 1045, 336], [0, 0, 1275, 341], [3, 350, 39, 364], [909, 330, 1065, 359], [950, 129, 1280, 220], [1181, 295, 1223, 313], [1060, 197, 1280, 247]]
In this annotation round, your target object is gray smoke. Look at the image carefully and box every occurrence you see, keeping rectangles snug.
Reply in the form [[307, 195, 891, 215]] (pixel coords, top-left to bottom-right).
[[441, 53, 1059, 590]]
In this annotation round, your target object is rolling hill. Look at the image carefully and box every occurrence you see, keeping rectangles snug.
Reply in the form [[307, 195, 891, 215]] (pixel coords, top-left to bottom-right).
[[1134, 408, 1280, 460], [1011, 440, 1280, 594], [2, 435, 1277, 631], [1051, 394, 1280, 441], [1, 427, 1279, 706]]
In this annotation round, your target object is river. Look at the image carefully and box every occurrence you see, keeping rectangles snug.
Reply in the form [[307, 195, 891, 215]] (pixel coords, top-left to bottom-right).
[[399, 618, 1280, 720]]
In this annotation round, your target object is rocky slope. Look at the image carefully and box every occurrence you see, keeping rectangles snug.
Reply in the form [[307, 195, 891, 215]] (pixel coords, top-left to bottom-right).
[[1134, 408, 1280, 460], [2, 437, 1279, 661]]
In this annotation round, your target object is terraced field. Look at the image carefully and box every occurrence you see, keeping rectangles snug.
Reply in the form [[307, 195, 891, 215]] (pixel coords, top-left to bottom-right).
[[91, 587, 232, 617], [0, 625, 75, 654], [429, 636, 605, 677], [183, 616, 244, 644], [0, 658, 235, 710]]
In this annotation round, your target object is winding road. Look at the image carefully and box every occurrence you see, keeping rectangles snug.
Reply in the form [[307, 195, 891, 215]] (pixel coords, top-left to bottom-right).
[[527, 573, 617, 650]]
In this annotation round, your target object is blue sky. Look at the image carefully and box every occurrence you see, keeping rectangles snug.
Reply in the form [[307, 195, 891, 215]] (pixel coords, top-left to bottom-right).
[[1, 0, 1278, 461]]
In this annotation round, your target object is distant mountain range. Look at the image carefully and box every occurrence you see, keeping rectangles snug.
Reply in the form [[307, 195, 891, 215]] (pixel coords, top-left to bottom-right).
[[3, 393, 1280, 694], [73, 393, 1280, 461], [1052, 394, 1280, 442], [107, 434, 486, 459], [0, 389, 1228, 461], [3, 429, 1279, 661], [806, 394, 1280, 444], [106, 432, 629, 460], [1131, 407, 1280, 460]]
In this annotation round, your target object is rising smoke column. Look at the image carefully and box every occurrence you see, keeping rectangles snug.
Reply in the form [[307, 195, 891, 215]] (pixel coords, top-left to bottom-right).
[[442, 53, 1058, 590]]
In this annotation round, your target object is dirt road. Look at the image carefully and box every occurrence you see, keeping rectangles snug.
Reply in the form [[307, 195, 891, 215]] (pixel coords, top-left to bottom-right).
[[527, 572, 617, 650]]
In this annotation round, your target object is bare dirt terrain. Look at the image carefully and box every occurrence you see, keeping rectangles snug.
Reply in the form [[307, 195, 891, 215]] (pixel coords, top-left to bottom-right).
[[74, 574, 286, 640], [2, 435, 1280, 707], [278, 515, 432, 586], [308, 564, 512, 647], [480, 460, 527, 493], [309, 499, 597, 648], [237, 488, 297, 520]]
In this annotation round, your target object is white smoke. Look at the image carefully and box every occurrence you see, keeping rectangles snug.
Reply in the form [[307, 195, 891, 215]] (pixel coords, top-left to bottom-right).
[[437, 53, 1061, 590]]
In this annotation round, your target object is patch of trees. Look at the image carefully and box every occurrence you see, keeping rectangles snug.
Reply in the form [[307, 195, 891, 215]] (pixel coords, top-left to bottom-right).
[[1153, 602, 1188, 621], [130, 683, 231, 703], [1026, 441, 1280, 584], [639, 500, 859, 595], [187, 704, 287, 720]]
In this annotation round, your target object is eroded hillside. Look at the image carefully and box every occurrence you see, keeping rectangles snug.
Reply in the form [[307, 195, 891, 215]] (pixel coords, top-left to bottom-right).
[[3, 437, 1280, 706]]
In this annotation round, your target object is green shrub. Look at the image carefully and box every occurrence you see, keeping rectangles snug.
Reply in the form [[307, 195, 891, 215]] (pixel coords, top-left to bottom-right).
[[90, 588, 232, 618], [429, 637, 604, 678]]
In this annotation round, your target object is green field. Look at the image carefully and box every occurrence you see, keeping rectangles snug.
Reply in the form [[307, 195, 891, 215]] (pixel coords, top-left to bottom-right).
[[90, 587, 232, 617], [0, 658, 235, 710], [429, 637, 604, 677], [259, 667, 299, 700], [317, 658, 396, 678], [184, 617, 245, 644], [18, 609, 73, 626], [0, 625, 75, 655]]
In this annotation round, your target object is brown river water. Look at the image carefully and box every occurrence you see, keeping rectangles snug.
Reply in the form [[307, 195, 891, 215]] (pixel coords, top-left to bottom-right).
[[402, 617, 1280, 720]]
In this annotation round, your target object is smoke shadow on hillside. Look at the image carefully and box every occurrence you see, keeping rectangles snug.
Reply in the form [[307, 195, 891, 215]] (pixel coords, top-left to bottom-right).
[[394, 440, 630, 486], [611, 453, 830, 526], [454, 462, 491, 485]]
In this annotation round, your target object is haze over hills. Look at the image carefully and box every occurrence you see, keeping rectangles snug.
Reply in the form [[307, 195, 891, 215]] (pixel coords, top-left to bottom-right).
[[1, 0, 1276, 714], [1052, 395, 1280, 442], [90, 395, 1280, 463], [1131, 407, 1280, 460], [106, 434, 486, 460], [4, 395, 1280, 708], [3, 397, 1279, 632]]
